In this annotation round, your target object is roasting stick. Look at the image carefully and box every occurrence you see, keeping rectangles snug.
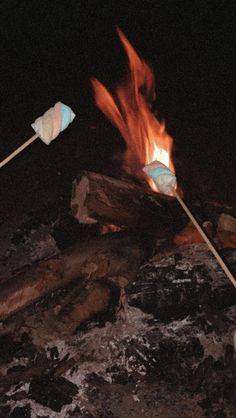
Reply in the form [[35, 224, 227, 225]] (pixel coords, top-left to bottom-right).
[[143, 161, 236, 289], [0, 102, 75, 169], [0, 134, 39, 168]]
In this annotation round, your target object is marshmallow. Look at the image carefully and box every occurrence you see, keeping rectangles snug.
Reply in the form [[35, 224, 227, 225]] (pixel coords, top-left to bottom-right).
[[31, 102, 75, 144], [143, 160, 177, 195]]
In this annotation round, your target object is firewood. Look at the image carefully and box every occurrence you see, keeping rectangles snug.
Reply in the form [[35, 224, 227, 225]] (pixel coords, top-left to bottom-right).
[[71, 171, 186, 236], [57, 281, 112, 325], [0, 233, 149, 320]]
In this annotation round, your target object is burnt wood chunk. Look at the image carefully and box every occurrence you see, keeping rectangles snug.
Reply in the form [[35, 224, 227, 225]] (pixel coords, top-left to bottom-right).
[[29, 375, 78, 412], [0, 233, 149, 320], [9, 405, 31, 418], [71, 171, 186, 236]]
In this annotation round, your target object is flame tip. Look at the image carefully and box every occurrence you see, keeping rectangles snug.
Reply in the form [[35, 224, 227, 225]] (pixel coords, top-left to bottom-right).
[[92, 29, 175, 192]]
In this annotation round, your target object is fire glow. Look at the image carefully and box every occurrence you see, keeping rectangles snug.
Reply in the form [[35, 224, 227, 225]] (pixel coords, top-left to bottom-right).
[[91, 28, 175, 192]]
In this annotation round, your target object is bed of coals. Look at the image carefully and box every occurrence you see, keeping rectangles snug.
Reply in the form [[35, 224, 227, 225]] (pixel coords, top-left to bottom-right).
[[0, 204, 235, 417]]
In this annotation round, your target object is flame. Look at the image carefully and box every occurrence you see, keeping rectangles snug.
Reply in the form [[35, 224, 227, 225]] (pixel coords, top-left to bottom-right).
[[91, 28, 174, 192]]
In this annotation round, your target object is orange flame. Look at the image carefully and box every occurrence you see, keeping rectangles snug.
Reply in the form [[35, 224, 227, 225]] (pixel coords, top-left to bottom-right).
[[91, 28, 174, 191]]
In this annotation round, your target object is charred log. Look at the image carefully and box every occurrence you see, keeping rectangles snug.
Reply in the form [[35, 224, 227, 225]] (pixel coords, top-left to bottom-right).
[[0, 232, 150, 320], [71, 171, 187, 237]]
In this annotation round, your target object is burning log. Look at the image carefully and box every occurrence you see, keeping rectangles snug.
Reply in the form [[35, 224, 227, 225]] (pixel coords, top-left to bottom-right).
[[0, 232, 149, 320], [71, 171, 186, 236]]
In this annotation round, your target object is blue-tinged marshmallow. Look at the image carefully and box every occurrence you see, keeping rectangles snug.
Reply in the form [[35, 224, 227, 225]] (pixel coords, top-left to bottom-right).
[[61, 103, 76, 132], [143, 160, 176, 195]]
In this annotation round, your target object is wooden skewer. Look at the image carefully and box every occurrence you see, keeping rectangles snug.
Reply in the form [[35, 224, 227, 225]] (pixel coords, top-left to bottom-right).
[[174, 190, 236, 288], [0, 133, 39, 169]]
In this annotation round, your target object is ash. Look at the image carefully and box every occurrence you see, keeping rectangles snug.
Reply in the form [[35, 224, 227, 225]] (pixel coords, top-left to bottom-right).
[[0, 214, 236, 417]]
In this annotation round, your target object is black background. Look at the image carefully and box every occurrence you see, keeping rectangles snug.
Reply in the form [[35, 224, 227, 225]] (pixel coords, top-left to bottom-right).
[[0, 0, 235, 219]]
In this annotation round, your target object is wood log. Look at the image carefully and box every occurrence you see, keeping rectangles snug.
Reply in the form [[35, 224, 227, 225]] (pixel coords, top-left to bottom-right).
[[0, 232, 150, 320], [71, 171, 186, 236]]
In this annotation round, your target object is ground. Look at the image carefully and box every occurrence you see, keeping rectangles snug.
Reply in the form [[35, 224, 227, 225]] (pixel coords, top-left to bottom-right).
[[0, 208, 236, 417]]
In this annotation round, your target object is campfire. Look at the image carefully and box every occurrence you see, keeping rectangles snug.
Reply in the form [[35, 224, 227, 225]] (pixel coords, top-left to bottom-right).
[[74, 28, 236, 288], [2, 29, 187, 321], [1, 27, 236, 320], [0, 27, 236, 418]]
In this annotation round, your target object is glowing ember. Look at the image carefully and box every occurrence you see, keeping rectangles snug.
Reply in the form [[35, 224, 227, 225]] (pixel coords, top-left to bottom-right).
[[91, 28, 175, 192], [100, 224, 122, 235]]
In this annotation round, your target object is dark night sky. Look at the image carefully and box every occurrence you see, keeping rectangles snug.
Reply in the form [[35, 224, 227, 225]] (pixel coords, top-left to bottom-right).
[[0, 0, 235, 218]]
